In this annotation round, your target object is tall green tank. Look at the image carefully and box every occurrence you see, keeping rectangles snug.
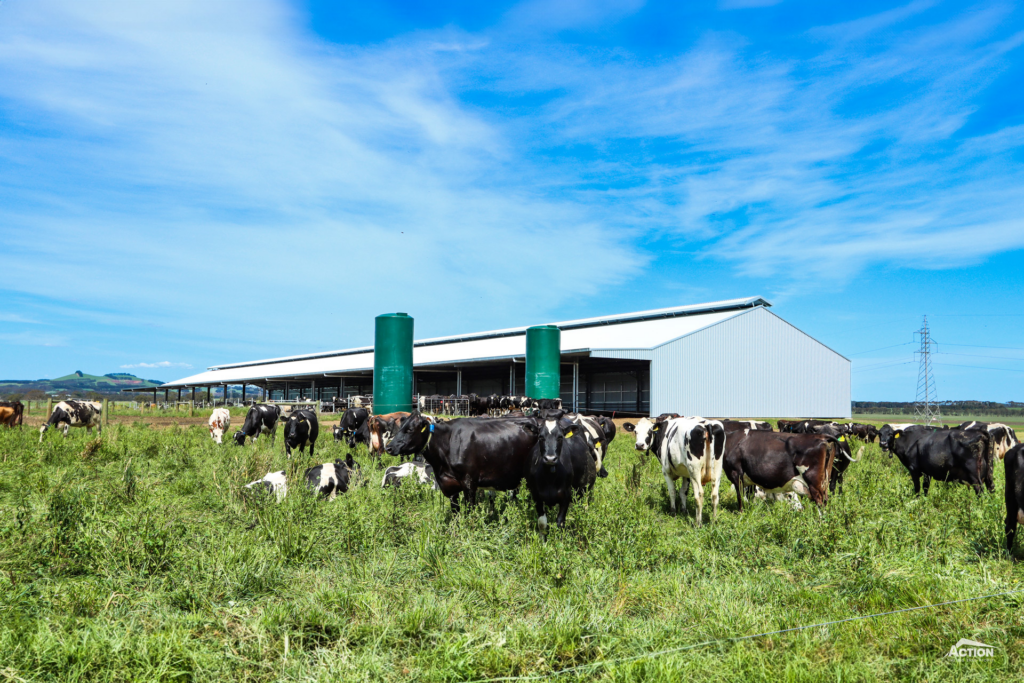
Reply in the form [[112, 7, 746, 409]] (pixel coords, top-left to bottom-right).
[[525, 325, 561, 399], [373, 313, 414, 414]]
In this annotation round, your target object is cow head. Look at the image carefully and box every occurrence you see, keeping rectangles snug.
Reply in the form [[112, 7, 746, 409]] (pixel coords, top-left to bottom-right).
[[521, 412, 583, 468], [233, 430, 247, 446], [622, 416, 666, 453], [210, 424, 225, 444], [285, 413, 308, 442], [385, 411, 432, 456]]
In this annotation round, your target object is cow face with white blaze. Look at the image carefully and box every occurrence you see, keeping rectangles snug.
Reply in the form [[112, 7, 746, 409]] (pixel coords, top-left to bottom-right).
[[622, 417, 666, 454]]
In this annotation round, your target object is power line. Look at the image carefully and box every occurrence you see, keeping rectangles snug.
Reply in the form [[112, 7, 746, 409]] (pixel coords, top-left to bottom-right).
[[939, 352, 1024, 361], [847, 341, 915, 356], [914, 316, 940, 425], [464, 589, 1024, 683], [934, 362, 1024, 375], [942, 343, 1024, 351], [852, 361, 914, 372]]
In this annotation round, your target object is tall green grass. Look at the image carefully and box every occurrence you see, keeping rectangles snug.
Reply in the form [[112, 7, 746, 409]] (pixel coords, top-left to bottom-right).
[[0, 422, 1021, 681]]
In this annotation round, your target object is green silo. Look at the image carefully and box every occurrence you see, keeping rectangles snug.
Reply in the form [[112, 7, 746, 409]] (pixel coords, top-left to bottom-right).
[[373, 313, 414, 414], [525, 325, 561, 399]]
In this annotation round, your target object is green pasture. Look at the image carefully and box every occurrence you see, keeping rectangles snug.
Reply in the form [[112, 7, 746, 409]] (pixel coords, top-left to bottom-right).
[[0, 420, 1022, 681]]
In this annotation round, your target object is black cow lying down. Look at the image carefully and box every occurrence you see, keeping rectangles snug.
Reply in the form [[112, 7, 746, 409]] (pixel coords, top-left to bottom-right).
[[724, 431, 837, 510], [234, 404, 282, 445], [885, 426, 990, 495], [1004, 444, 1024, 551]]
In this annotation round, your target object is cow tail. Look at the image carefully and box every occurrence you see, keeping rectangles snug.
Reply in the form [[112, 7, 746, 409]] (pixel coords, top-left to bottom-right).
[[824, 438, 837, 501]]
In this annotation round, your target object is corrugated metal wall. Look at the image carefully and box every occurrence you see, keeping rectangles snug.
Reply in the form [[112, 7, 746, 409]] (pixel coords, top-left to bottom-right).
[[650, 307, 850, 418]]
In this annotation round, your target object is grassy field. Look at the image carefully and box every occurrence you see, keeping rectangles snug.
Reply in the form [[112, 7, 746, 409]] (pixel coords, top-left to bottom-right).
[[1, 417, 1022, 681]]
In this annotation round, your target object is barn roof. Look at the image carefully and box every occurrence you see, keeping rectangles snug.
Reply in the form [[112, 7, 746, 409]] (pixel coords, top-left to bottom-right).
[[156, 296, 770, 388]]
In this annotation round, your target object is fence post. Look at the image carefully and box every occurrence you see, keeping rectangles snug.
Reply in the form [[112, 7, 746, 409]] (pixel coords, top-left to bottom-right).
[[102, 398, 108, 432], [46, 398, 52, 419], [189, 401, 194, 418]]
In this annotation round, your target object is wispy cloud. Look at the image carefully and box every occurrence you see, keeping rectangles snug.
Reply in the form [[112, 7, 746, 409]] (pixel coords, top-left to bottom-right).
[[0, 313, 40, 324], [120, 361, 193, 370]]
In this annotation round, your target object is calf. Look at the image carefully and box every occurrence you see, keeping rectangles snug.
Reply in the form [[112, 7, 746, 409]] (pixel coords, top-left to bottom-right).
[[521, 411, 596, 532], [0, 400, 25, 428], [385, 411, 536, 512], [1004, 444, 1024, 551], [888, 427, 989, 495], [382, 457, 438, 489], [284, 409, 319, 460], [244, 470, 287, 502], [39, 400, 102, 442], [208, 408, 231, 444], [233, 404, 282, 445], [724, 431, 837, 510], [304, 455, 356, 500]]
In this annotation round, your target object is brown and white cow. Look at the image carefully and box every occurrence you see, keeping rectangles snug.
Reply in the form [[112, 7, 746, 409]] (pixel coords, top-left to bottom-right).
[[208, 408, 231, 444]]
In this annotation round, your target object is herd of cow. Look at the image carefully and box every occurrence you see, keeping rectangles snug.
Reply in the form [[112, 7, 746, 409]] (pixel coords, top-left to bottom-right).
[[10, 398, 1024, 547]]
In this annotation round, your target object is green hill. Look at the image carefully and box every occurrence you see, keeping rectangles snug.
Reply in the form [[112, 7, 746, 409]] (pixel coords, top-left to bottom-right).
[[0, 371, 164, 399]]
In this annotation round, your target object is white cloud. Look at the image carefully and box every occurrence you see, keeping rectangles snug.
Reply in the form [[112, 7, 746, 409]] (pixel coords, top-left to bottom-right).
[[120, 361, 193, 370]]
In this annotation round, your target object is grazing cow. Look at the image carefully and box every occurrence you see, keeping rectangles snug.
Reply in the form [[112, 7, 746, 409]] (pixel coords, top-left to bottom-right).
[[887, 426, 989, 495], [304, 455, 356, 500], [878, 423, 931, 454], [233, 404, 282, 445], [956, 421, 1020, 460], [208, 408, 231, 444], [244, 470, 287, 503], [520, 411, 596, 533], [382, 457, 438, 489], [39, 400, 102, 442], [723, 430, 837, 510], [0, 400, 25, 428], [336, 407, 370, 446], [624, 416, 725, 524], [808, 424, 863, 493], [568, 413, 611, 478], [721, 420, 772, 432], [385, 411, 536, 511], [1004, 444, 1024, 551], [283, 409, 319, 460]]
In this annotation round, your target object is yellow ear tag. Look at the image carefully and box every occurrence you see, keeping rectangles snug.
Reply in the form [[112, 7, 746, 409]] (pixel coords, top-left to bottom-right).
[[895, 433, 901, 439], [838, 436, 845, 442], [421, 425, 428, 433], [653, 425, 659, 431], [565, 431, 573, 438]]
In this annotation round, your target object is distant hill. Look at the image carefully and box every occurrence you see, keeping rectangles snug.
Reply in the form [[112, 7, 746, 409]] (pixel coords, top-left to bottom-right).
[[0, 371, 164, 399]]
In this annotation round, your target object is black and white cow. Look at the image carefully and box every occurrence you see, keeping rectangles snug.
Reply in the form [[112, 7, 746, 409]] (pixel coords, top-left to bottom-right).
[[284, 409, 319, 460], [568, 413, 611, 478], [521, 411, 596, 533], [956, 421, 1020, 460], [382, 457, 438, 489], [721, 420, 773, 433], [623, 416, 726, 525], [244, 470, 288, 502], [304, 455, 356, 500], [233, 404, 282, 445], [39, 400, 102, 442]]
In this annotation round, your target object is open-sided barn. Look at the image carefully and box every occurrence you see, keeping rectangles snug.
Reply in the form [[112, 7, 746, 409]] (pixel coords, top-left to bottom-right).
[[156, 297, 850, 418]]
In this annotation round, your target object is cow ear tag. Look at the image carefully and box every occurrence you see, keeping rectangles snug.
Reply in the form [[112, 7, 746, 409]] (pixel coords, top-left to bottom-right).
[[429, 423, 435, 433], [838, 436, 845, 442], [895, 433, 901, 439], [421, 425, 428, 433], [653, 425, 659, 431], [565, 430, 573, 438]]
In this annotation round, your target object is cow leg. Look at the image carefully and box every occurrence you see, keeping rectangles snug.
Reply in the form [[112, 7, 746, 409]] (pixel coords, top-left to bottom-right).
[[728, 470, 745, 513], [535, 501, 547, 533], [556, 501, 569, 529], [922, 474, 931, 495], [911, 472, 922, 495], [309, 440, 315, 461], [710, 469, 722, 522], [63, 425, 70, 438], [663, 473, 678, 514], [688, 475, 704, 528]]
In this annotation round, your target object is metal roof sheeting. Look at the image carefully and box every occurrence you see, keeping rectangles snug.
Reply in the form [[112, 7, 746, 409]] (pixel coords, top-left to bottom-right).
[[160, 299, 762, 388]]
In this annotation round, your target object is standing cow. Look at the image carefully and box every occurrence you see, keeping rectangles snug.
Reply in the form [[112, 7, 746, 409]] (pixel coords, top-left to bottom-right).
[[0, 401, 25, 428], [1004, 444, 1024, 551], [521, 411, 596, 533], [208, 408, 231, 444], [233, 404, 282, 445], [39, 400, 102, 442], [623, 416, 726, 525], [283, 409, 319, 460]]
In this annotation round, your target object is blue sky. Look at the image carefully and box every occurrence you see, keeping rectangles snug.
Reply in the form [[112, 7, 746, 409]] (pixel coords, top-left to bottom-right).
[[1, 0, 1023, 401]]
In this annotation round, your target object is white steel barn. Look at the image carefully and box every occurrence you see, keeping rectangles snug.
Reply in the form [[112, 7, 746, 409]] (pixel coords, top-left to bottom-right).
[[158, 297, 850, 418]]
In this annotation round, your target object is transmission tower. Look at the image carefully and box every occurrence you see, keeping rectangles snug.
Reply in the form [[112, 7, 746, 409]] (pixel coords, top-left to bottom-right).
[[914, 315, 940, 425]]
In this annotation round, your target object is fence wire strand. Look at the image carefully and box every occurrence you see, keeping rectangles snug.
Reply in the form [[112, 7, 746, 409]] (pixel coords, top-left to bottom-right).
[[464, 588, 1024, 683]]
